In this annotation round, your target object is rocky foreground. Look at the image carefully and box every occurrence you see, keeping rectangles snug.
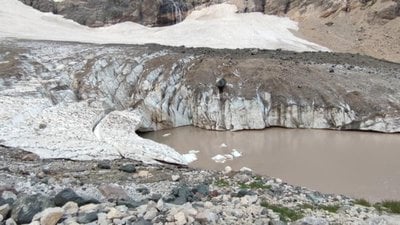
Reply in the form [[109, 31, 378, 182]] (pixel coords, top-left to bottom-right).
[[1, 146, 400, 225]]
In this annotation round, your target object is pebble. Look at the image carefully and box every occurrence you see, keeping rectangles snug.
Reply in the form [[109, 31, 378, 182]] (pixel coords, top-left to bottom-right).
[[119, 164, 136, 173], [39, 207, 64, 225], [63, 202, 79, 215], [174, 211, 186, 225], [5, 218, 16, 225], [77, 211, 98, 224], [99, 184, 129, 201], [143, 207, 158, 220], [0, 204, 10, 218], [97, 161, 111, 169], [107, 208, 124, 219], [171, 175, 180, 181]]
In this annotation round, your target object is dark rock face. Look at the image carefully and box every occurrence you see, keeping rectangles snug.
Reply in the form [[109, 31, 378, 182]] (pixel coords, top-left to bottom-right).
[[19, 0, 213, 27], [54, 188, 98, 207], [10, 194, 53, 224], [264, 0, 400, 22], [19, 0, 399, 28]]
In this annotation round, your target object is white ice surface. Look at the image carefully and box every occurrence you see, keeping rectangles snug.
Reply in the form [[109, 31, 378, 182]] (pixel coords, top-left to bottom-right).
[[0, 0, 329, 52]]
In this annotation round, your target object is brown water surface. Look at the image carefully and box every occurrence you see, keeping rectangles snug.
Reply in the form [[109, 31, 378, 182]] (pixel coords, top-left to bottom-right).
[[141, 126, 400, 201]]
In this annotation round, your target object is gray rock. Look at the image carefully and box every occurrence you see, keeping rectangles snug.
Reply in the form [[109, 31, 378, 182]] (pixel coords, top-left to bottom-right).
[[62, 201, 79, 215], [143, 207, 158, 221], [148, 194, 162, 202], [119, 164, 136, 173], [0, 199, 13, 207], [98, 184, 130, 201], [165, 186, 192, 205], [193, 184, 209, 197], [11, 194, 53, 224], [0, 204, 10, 219], [54, 188, 99, 206], [1, 192, 16, 202], [132, 218, 153, 225], [136, 187, 150, 195], [4, 218, 16, 225], [117, 199, 147, 209], [39, 207, 64, 225], [77, 211, 98, 224], [97, 161, 111, 169]]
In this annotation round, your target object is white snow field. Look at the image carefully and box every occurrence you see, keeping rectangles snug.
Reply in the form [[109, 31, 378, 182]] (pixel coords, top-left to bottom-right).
[[0, 0, 329, 52]]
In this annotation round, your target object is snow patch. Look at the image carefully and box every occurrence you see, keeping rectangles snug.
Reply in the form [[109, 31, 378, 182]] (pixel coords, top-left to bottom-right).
[[0, 0, 329, 52]]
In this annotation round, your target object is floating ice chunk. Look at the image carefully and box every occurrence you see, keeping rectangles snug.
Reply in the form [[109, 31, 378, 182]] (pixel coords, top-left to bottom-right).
[[231, 149, 242, 158], [162, 133, 171, 137], [212, 154, 227, 163], [183, 153, 197, 163], [220, 143, 228, 148], [188, 150, 200, 154], [224, 166, 232, 174], [240, 167, 252, 172]]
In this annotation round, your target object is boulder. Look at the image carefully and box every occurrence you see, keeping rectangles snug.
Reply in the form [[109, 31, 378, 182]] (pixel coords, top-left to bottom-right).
[[11, 194, 53, 224]]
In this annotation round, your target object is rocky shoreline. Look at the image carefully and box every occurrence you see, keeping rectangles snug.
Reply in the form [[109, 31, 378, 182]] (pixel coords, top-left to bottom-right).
[[1, 146, 400, 225]]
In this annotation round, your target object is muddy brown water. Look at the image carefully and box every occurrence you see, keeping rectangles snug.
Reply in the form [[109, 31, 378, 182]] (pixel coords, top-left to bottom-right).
[[141, 126, 400, 202]]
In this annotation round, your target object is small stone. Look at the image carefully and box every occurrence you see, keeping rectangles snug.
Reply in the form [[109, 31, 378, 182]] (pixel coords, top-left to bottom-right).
[[275, 178, 282, 184], [156, 199, 164, 211], [0, 204, 11, 218], [117, 199, 147, 209], [21, 153, 40, 161], [119, 164, 136, 173], [63, 218, 80, 225], [195, 211, 218, 223], [1, 191, 17, 201], [148, 194, 162, 202], [97, 213, 108, 225], [40, 207, 64, 225], [97, 161, 111, 169], [99, 184, 129, 201], [194, 184, 209, 196], [77, 211, 98, 224], [63, 202, 79, 215], [137, 170, 150, 178], [171, 175, 180, 181], [204, 202, 213, 208], [136, 187, 150, 195], [107, 208, 124, 220], [143, 207, 158, 221], [0, 214, 3, 222], [174, 211, 186, 225], [240, 167, 252, 173], [132, 218, 153, 225], [79, 203, 99, 213], [5, 218, 16, 225]]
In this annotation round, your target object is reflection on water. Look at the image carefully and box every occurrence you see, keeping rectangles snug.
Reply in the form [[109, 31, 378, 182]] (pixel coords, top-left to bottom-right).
[[141, 126, 400, 201]]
